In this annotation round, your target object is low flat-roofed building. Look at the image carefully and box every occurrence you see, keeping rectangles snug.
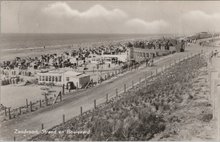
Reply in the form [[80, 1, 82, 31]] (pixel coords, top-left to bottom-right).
[[101, 53, 128, 62], [37, 70, 63, 86], [128, 47, 172, 62], [63, 71, 90, 88], [37, 70, 90, 88]]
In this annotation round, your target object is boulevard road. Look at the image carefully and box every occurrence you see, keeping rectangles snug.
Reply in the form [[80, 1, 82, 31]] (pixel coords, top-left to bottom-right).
[[0, 48, 202, 141]]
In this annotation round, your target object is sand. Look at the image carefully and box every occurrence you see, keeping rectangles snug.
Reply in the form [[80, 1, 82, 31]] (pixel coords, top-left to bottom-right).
[[0, 85, 61, 108], [0, 39, 129, 61]]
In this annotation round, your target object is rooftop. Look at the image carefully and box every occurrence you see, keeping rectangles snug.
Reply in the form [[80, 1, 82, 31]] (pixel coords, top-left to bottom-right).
[[38, 69, 82, 76]]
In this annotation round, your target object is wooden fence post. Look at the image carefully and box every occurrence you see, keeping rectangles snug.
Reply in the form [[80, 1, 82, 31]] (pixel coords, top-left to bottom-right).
[[63, 114, 65, 123], [145, 75, 147, 86], [30, 101, 33, 112], [106, 94, 108, 102], [4, 107, 7, 116], [94, 99, 96, 109], [8, 107, 11, 119], [80, 106, 83, 115], [26, 99, 28, 108], [41, 123, 44, 130], [39, 99, 42, 108], [62, 84, 65, 95], [19, 107, 21, 115], [76, 82, 79, 90], [45, 94, 48, 106], [124, 84, 126, 93], [59, 91, 62, 101]]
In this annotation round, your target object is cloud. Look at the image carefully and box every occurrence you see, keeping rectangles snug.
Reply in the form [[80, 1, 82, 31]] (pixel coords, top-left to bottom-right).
[[41, 2, 169, 33], [43, 2, 127, 20], [125, 18, 169, 33], [181, 10, 220, 32], [183, 10, 220, 20]]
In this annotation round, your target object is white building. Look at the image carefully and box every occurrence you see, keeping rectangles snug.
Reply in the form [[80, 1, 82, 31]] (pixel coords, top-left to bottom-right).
[[37, 70, 90, 89], [101, 53, 128, 63]]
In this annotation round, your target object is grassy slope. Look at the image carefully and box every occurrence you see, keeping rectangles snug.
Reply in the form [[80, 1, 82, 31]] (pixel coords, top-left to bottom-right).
[[31, 54, 216, 141]]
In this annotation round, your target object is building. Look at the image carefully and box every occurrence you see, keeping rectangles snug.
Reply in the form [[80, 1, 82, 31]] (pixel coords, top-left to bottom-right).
[[1, 68, 35, 79], [127, 47, 176, 62], [101, 53, 128, 63], [37, 70, 90, 89]]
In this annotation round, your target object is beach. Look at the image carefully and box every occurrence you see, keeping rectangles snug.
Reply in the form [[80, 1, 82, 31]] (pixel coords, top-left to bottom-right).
[[0, 34, 168, 61]]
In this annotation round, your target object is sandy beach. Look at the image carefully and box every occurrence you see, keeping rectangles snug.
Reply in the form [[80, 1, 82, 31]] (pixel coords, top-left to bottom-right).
[[0, 34, 165, 61]]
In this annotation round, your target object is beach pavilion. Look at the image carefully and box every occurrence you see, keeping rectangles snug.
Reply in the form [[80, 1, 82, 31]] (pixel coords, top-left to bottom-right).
[[37, 70, 90, 89]]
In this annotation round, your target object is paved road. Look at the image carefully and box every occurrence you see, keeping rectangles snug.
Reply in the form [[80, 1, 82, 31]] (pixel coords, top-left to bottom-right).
[[0, 49, 200, 141]]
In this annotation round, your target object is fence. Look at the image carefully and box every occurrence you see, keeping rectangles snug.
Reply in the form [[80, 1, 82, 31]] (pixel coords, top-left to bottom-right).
[[3, 91, 63, 120], [96, 64, 140, 84], [2, 61, 140, 121], [24, 50, 205, 141], [8, 50, 206, 141], [27, 52, 206, 141]]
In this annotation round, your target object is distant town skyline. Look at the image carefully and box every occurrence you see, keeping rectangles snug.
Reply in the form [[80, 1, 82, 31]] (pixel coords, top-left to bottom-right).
[[1, 1, 220, 34]]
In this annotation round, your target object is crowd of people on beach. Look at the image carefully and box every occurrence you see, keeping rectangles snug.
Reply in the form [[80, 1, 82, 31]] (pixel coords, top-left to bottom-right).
[[0, 44, 127, 71], [31, 51, 207, 141], [127, 38, 178, 50], [0, 37, 186, 88], [0, 41, 131, 87], [0, 37, 182, 71]]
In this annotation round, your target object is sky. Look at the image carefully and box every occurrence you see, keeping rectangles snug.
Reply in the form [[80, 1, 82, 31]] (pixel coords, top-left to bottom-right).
[[1, 1, 220, 34]]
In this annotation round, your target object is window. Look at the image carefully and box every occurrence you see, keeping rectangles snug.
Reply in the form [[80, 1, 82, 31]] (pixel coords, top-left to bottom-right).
[[39, 76, 42, 81], [52, 76, 54, 82], [46, 76, 48, 81], [42, 76, 45, 81], [66, 77, 69, 82], [55, 76, 58, 82], [59, 76, 61, 82], [49, 76, 51, 81]]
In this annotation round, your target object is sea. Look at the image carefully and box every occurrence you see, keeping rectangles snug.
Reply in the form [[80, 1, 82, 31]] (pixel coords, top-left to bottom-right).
[[0, 33, 171, 50]]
